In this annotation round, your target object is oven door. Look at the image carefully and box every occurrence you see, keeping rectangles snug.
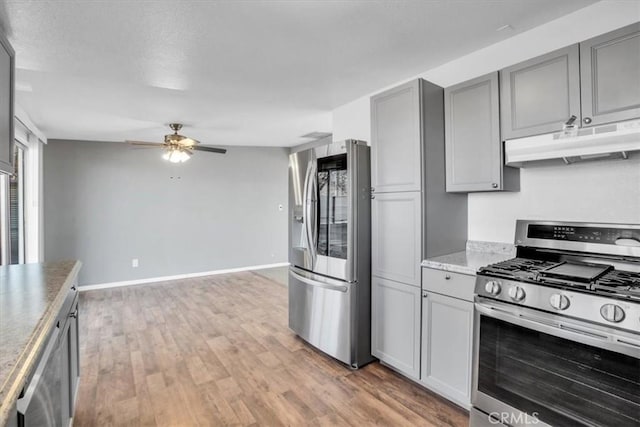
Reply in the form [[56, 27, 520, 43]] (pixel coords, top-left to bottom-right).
[[473, 298, 640, 427]]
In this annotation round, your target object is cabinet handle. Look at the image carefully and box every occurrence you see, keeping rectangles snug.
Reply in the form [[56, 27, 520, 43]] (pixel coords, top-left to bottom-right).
[[422, 291, 428, 298], [564, 115, 577, 126], [371, 195, 375, 199], [370, 187, 375, 193], [583, 117, 592, 125], [69, 310, 78, 319], [71, 285, 77, 291], [445, 274, 451, 280], [491, 183, 499, 189]]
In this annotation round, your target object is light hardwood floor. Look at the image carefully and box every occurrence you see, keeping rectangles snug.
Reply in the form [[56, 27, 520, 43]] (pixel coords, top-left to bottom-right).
[[74, 271, 469, 426]]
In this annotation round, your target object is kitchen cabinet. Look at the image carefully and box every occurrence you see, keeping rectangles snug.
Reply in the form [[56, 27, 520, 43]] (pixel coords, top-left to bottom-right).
[[500, 45, 580, 140], [370, 78, 467, 378], [580, 22, 640, 127], [500, 23, 640, 140], [444, 72, 518, 192], [371, 191, 422, 286], [421, 268, 475, 408], [371, 79, 422, 193], [0, 31, 14, 175], [371, 276, 421, 380]]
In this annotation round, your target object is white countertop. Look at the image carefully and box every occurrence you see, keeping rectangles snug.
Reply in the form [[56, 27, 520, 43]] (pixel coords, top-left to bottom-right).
[[421, 241, 515, 276]]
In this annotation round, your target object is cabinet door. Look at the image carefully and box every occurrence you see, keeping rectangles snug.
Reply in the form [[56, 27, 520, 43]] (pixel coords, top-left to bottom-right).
[[60, 322, 71, 425], [371, 191, 421, 286], [445, 72, 502, 192], [68, 300, 80, 416], [371, 79, 422, 193], [580, 23, 640, 127], [0, 33, 14, 175], [371, 277, 421, 379], [421, 291, 473, 408], [500, 45, 580, 139]]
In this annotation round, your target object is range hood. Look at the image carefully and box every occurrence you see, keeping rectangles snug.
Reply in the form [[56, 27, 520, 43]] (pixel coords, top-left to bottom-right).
[[505, 119, 640, 167]]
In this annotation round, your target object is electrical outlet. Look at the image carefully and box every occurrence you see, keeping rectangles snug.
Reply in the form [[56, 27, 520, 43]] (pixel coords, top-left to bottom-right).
[[132, 258, 139, 268]]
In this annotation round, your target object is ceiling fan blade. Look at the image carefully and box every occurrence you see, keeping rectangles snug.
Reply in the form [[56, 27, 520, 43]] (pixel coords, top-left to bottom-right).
[[126, 140, 164, 147], [192, 145, 227, 154]]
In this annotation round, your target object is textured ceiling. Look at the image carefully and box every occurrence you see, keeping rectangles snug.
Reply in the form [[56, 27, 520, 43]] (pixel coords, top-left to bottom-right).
[[1, 0, 596, 147]]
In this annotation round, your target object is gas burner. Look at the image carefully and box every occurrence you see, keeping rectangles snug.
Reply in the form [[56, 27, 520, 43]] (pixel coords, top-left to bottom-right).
[[478, 258, 558, 281], [596, 270, 640, 287], [593, 270, 640, 300]]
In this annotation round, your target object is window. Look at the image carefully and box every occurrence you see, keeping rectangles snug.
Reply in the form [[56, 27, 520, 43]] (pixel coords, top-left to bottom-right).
[[0, 141, 26, 264]]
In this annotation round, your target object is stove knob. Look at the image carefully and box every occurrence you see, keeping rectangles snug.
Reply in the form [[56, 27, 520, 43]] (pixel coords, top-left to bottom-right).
[[549, 294, 570, 311], [508, 286, 526, 302], [600, 304, 625, 323], [484, 280, 502, 295]]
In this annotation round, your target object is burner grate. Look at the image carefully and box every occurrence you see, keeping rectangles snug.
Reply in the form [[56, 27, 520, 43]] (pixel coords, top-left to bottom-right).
[[593, 270, 640, 299], [479, 258, 558, 281]]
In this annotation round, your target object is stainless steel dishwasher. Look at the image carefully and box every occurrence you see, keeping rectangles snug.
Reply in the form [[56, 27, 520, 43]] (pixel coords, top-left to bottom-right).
[[17, 286, 78, 427], [16, 321, 64, 426]]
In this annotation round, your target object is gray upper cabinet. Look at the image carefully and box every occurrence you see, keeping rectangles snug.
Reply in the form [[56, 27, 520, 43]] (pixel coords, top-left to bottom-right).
[[580, 22, 640, 127], [0, 31, 14, 175], [500, 45, 580, 140], [371, 79, 422, 193], [445, 72, 518, 192]]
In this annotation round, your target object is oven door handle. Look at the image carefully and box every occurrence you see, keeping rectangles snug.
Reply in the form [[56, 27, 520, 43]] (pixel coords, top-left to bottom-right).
[[475, 301, 640, 358]]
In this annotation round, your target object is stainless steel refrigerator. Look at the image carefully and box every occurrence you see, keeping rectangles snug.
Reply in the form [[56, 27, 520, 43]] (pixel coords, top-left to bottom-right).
[[288, 139, 373, 369]]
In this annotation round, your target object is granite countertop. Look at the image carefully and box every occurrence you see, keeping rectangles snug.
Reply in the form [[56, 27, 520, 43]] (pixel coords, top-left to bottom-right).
[[421, 241, 516, 275], [0, 260, 82, 426]]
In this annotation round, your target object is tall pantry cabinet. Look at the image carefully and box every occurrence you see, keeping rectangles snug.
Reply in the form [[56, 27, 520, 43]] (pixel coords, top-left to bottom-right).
[[370, 79, 467, 379]]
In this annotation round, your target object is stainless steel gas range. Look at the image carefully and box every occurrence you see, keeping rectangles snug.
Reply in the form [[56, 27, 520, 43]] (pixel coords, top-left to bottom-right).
[[470, 220, 640, 427]]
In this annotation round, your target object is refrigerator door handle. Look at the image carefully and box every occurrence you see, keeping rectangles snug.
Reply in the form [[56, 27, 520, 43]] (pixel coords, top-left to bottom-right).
[[304, 161, 318, 268], [309, 162, 319, 263], [289, 268, 348, 293], [302, 161, 314, 268]]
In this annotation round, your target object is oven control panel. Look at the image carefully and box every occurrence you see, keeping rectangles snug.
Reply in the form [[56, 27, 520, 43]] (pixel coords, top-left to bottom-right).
[[527, 224, 640, 245]]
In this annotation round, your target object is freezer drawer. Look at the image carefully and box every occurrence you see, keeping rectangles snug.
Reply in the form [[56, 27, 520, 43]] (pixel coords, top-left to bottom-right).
[[288, 267, 353, 365]]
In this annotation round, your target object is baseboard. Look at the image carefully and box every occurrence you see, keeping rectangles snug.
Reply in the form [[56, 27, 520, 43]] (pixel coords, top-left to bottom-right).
[[79, 262, 290, 291]]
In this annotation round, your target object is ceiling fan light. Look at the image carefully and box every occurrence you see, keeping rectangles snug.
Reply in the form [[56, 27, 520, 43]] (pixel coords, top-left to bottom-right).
[[163, 147, 191, 163]]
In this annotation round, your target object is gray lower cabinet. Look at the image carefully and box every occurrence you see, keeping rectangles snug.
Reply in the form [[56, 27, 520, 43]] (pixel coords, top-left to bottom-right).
[[420, 291, 473, 409], [500, 44, 581, 140], [371, 79, 422, 193], [371, 276, 421, 380], [444, 72, 518, 192], [580, 22, 640, 127], [421, 267, 475, 408], [67, 298, 80, 417], [371, 191, 422, 286]]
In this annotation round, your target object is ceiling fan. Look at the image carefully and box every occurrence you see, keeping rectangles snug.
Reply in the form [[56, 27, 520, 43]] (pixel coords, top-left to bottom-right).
[[125, 123, 227, 163]]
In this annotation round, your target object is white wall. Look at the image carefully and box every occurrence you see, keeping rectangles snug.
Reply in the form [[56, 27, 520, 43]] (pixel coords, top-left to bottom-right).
[[332, 1, 640, 242]]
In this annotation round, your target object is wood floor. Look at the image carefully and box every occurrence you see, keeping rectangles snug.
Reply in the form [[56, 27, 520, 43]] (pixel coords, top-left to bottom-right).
[[74, 270, 469, 427]]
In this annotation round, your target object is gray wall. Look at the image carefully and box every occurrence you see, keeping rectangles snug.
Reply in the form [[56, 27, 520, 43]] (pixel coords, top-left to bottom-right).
[[44, 140, 289, 285]]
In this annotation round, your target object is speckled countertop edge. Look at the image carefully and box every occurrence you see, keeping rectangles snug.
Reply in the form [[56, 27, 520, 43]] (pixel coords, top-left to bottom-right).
[[0, 260, 82, 427], [421, 241, 516, 275]]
